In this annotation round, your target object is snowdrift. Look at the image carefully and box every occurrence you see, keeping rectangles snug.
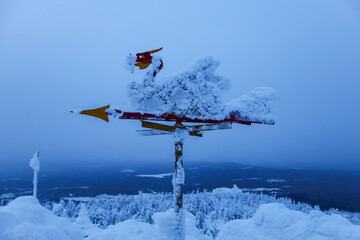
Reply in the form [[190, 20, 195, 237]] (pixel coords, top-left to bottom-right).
[[87, 209, 211, 240], [217, 203, 360, 240], [0, 196, 84, 240]]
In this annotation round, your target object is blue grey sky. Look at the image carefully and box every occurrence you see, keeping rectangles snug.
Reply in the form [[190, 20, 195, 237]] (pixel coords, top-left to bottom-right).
[[1, 0, 360, 171]]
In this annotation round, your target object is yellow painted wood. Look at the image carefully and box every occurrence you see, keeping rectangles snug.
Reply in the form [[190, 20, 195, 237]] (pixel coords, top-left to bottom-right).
[[80, 105, 110, 122], [141, 121, 175, 132]]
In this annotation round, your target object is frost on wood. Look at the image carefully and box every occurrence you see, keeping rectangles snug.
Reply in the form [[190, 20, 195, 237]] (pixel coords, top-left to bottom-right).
[[127, 56, 230, 119], [29, 151, 40, 198], [172, 128, 186, 239]]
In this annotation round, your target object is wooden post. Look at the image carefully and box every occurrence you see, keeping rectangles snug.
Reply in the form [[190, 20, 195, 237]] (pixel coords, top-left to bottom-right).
[[173, 127, 185, 240]]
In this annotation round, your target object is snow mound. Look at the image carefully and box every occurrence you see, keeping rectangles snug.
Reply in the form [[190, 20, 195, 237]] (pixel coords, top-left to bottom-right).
[[87, 209, 210, 240], [0, 196, 84, 240], [217, 203, 360, 240]]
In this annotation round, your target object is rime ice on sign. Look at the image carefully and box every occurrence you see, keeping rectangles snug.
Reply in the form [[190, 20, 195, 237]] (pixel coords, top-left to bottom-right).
[[127, 55, 275, 124], [226, 87, 276, 124], [128, 56, 230, 119]]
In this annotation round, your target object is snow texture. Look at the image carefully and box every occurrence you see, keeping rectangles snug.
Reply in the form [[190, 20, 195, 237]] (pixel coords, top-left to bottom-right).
[[2, 189, 360, 240], [29, 151, 39, 198], [126, 55, 275, 123], [226, 87, 276, 123], [124, 55, 136, 73], [217, 203, 360, 240], [0, 196, 84, 240], [29, 151, 40, 172], [51, 186, 360, 239], [127, 56, 230, 119]]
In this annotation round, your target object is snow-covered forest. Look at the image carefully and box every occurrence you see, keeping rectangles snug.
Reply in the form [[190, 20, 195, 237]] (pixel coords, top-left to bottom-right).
[[1, 186, 360, 240]]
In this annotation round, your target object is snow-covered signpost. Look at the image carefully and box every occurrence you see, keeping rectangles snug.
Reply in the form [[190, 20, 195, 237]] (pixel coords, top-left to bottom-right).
[[30, 151, 40, 198], [71, 48, 275, 240]]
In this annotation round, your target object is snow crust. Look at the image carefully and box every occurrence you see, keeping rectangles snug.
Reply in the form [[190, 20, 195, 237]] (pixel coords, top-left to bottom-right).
[[217, 203, 360, 240], [0, 196, 84, 240]]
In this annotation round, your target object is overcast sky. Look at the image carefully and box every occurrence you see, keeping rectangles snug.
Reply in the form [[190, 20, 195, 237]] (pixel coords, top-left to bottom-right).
[[1, 0, 359, 172]]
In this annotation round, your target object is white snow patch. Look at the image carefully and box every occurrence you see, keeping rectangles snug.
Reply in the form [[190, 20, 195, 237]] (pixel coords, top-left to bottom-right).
[[226, 87, 275, 123], [267, 178, 286, 183], [217, 203, 360, 240], [136, 173, 173, 179], [242, 188, 281, 192], [0, 193, 16, 199], [64, 197, 93, 202], [87, 209, 211, 240], [0, 196, 84, 240], [232, 179, 243, 181], [45, 186, 89, 190], [242, 166, 254, 169]]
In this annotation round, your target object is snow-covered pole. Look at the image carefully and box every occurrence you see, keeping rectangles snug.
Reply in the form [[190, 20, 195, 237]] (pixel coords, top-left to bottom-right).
[[29, 151, 40, 198], [172, 127, 185, 240]]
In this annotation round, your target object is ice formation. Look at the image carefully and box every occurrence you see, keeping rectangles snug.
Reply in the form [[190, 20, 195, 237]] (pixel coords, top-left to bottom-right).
[[225, 87, 276, 123], [126, 55, 275, 123], [29, 151, 40, 198], [127, 56, 230, 119]]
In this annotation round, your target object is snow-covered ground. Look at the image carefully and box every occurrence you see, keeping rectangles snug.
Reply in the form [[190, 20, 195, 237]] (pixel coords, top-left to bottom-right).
[[1, 187, 360, 240], [0, 196, 84, 240]]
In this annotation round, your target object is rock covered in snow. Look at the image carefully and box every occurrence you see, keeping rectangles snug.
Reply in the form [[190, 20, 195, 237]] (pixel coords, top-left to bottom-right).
[[0, 196, 84, 240]]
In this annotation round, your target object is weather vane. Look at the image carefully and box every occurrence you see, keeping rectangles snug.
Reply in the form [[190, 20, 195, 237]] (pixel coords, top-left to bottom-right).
[[71, 47, 274, 240]]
